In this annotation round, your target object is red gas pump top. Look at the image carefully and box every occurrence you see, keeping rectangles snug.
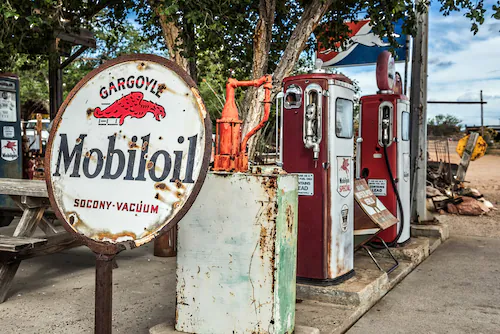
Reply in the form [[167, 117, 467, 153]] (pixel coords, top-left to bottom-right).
[[362, 51, 407, 100], [283, 72, 353, 85]]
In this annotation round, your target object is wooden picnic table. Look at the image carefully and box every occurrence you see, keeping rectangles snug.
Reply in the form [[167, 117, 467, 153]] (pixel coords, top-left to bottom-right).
[[0, 178, 82, 303]]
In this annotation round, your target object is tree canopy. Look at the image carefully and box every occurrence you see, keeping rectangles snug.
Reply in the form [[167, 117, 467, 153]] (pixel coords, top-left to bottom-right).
[[428, 114, 462, 137], [1, 0, 498, 155]]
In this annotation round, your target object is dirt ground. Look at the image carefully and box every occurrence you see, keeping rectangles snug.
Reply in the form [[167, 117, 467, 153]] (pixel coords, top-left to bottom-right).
[[433, 152, 500, 238]]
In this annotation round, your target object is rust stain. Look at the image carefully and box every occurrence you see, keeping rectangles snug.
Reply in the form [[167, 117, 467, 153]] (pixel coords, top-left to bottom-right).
[[142, 141, 149, 151], [86, 108, 94, 119], [154, 182, 170, 191], [175, 179, 185, 189], [259, 226, 267, 260], [137, 62, 147, 70], [147, 161, 154, 170], [335, 239, 344, 277], [270, 224, 276, 293], [76, 137, 82, 144], [261, 177, 278, 198], [95, 231, 137, 241], [129, 140, 139, 149], [286, 204, 294, 234], [67, 211, 138, 243]]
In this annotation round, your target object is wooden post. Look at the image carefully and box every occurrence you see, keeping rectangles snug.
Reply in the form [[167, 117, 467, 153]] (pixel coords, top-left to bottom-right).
[[480, 90, 484, 137], [456, 132, 479, 183], [409, 2, 434, 223]]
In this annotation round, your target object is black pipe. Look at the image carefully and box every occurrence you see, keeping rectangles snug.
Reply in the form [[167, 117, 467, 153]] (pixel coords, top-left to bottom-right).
[[368, 142, 405, 248], [383, 143, 405, 246]]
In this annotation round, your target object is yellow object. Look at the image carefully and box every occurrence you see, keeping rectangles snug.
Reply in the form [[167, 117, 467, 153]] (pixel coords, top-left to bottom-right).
[[456, 134, 487, 161]]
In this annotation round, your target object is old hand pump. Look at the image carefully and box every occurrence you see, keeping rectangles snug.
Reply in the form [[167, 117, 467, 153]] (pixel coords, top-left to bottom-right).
[[213, 75, 272, 172]]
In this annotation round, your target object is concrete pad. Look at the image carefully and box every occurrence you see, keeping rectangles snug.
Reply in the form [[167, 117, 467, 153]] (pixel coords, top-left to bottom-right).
[[149, 322, 320, 334], [411, 221, 449, 241], [296, 237, 430, 307], [366, 237, 430, 263], [428, 236, 442, 254], [347, 235, 500, 334]]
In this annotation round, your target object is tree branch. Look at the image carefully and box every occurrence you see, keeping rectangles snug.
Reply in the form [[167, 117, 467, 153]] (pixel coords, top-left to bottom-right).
[[272, 0, 334, 93]]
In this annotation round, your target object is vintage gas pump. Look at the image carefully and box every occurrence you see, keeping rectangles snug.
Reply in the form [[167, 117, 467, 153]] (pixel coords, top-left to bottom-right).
[[358, 51, 411, 245], [0, 74, 23, 226], [277, 69, 356, 283]]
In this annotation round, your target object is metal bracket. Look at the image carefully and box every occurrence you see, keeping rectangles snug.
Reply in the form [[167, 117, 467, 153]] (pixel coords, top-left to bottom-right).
[[362, 237, 399, 274]]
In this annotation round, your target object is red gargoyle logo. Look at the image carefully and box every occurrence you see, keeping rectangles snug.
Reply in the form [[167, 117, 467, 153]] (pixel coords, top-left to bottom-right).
[[340, 158, 350, 174], [94, 92, 166, 125], [3, 141, 16, 152]]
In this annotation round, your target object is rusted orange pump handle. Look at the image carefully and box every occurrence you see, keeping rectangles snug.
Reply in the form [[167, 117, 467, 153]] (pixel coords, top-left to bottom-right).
[[239, 75, 272, 153], [214, 74, 272, 172]]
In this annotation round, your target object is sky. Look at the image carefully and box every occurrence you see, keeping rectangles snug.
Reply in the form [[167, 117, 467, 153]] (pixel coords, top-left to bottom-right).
[[338, 1, 500, 127]]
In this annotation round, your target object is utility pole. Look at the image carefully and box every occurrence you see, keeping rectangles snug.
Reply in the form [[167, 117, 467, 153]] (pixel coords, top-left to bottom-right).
[[480, 90, 484, 137], [409, 2, 433, 223]]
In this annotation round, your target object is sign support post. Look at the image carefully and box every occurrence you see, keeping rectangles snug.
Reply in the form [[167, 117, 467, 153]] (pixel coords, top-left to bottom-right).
[[95, 253, 115, 334]]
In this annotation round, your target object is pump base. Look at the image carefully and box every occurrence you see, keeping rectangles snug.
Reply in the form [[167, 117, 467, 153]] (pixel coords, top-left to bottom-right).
[[297, 269, 355, 286]]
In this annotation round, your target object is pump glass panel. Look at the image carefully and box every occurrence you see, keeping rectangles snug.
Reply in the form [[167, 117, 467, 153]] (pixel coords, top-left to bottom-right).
[[402, 112, 410, 141], [284, 85, 302, 109], [335, 98, 353, 138]]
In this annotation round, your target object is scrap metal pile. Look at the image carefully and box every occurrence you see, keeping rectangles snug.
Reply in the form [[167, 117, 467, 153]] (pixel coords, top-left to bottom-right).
[[426, 135, 495, 216], [426, 184, 495, 216]]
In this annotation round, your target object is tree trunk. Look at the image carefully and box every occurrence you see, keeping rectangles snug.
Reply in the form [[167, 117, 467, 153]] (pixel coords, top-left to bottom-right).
[[182, 14, 197, 82], [153, 3, 196, 79], [241, 0, 276, 156], [242, 0, 334, 160]]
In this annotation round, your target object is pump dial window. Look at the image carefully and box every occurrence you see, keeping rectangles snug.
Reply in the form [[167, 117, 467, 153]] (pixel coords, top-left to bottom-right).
[[402, 112, 410, 141], [284, 85, 302, 109], [335, 98, 354, 139]]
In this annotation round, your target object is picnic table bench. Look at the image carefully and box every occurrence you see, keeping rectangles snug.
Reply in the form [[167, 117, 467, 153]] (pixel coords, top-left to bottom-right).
[[0, 178, 82, 303]]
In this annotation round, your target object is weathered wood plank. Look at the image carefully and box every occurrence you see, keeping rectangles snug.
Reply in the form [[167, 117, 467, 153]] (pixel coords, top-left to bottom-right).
[[13, 207, 45, 237], [38, 217, 59, 236], [0, 232, 81, 263], [0, 262, 20, 302], [0, 179, 47, 197], [0, 235, 47, 252], [456, 132, 479, 182], [0, 206, 45, 302]]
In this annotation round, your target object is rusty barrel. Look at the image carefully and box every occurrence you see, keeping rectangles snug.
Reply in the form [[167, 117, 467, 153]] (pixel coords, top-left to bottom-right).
[[154, 227, 177, 257]]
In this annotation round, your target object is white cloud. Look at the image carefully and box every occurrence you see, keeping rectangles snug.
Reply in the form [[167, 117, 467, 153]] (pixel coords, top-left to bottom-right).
[[335, 10, 500, 127]]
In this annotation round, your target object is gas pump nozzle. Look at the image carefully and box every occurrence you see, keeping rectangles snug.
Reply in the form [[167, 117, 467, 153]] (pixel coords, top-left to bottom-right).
[[381, 118, 390, 146], [381, 106, 391, 146], [304, 103, 321, 164]]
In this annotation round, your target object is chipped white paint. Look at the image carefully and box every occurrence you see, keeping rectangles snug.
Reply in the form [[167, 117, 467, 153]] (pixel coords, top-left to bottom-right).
[[327, 82, 355, 278], [396, 99, 411, 243], [46, 56, 209, 246], [175, 172, 298, 334]]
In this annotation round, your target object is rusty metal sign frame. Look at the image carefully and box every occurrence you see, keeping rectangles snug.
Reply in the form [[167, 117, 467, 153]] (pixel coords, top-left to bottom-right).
[[45, 54, 212, 255], [44, 54, 212, 334]]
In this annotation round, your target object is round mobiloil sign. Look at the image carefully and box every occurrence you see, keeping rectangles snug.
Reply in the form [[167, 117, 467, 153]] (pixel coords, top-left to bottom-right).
[[46, 54, 211, 252]]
